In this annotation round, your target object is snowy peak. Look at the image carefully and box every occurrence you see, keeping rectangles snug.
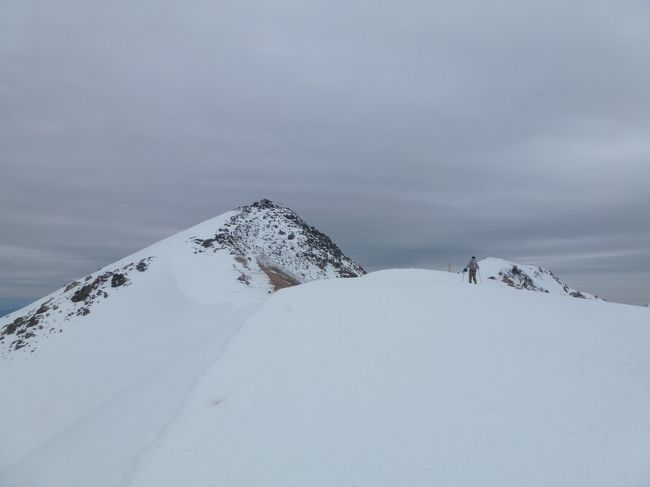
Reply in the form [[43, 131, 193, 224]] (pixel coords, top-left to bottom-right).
[[479, 257, 599, 299], [192, 199, 366, 290], [0, 200, 365, 357]]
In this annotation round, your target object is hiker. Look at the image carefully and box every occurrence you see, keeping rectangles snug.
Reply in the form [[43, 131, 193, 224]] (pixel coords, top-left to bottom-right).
[[464, 256, 479, 284]]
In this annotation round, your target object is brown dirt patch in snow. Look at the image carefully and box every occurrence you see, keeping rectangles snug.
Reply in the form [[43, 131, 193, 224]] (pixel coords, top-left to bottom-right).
[[258, 263, 301, 291]]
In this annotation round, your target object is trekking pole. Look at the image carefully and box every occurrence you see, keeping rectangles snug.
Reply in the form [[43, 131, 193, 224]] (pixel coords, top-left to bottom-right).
[[478, 269, 482, 283]]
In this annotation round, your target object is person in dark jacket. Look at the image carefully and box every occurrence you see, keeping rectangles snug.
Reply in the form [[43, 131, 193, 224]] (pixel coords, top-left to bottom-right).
[[464, 256, 479, 284]]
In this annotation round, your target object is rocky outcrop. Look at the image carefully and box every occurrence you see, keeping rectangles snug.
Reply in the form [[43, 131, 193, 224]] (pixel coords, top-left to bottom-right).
[[480, 257, 599, 300], [193, 199, 365, 289], [0, 257, 154, 357]]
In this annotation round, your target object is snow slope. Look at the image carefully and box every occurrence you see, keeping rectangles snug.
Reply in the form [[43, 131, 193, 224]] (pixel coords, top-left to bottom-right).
[[0, 200, 364, 479], [3, 268, 650, 486], [479, 257, 599, 299], [0, 210, 262, 473], [129, 271, 650, 487]]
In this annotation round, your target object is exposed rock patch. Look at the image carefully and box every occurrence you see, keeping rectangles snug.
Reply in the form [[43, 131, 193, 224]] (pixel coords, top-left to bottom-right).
[[111, 273, 127, 287], [481, 257, 599, 300], [258, 263, 301, 291], [1, 256, 155, 358]]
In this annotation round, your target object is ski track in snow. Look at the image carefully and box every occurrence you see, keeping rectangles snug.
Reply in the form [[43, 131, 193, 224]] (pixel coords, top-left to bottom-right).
[[0, 301, 265, 487]]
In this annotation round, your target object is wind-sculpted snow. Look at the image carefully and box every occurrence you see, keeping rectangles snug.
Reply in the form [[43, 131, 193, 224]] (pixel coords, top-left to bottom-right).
[[479, 257, 599, 299]]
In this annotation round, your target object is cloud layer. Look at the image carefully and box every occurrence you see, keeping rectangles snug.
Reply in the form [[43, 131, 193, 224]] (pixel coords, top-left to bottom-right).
[[1, 0, 649, 305]]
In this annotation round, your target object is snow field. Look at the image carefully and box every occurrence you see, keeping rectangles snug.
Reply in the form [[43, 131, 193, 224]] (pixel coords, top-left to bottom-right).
[[128, 270, 650, 487], [0, 212, 267, 478]]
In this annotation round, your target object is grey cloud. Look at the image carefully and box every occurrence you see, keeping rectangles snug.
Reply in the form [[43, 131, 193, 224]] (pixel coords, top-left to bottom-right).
[[1, 0, 649, 308]]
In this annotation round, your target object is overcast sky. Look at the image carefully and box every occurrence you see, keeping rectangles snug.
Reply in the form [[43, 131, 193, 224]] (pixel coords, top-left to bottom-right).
[[1, 0, 649, 309]]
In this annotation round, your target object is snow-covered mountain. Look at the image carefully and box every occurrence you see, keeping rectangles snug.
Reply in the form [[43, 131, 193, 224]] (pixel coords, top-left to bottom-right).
[[0, 200, 364, 479], [0, 199, 364, 358], [478, 257, 599, 299], [2, 205, 650, 487]]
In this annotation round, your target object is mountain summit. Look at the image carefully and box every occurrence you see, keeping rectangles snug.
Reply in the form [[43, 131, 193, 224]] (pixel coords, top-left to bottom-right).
[[192, 199, 365, 289], [0, 199, 364, 357]]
